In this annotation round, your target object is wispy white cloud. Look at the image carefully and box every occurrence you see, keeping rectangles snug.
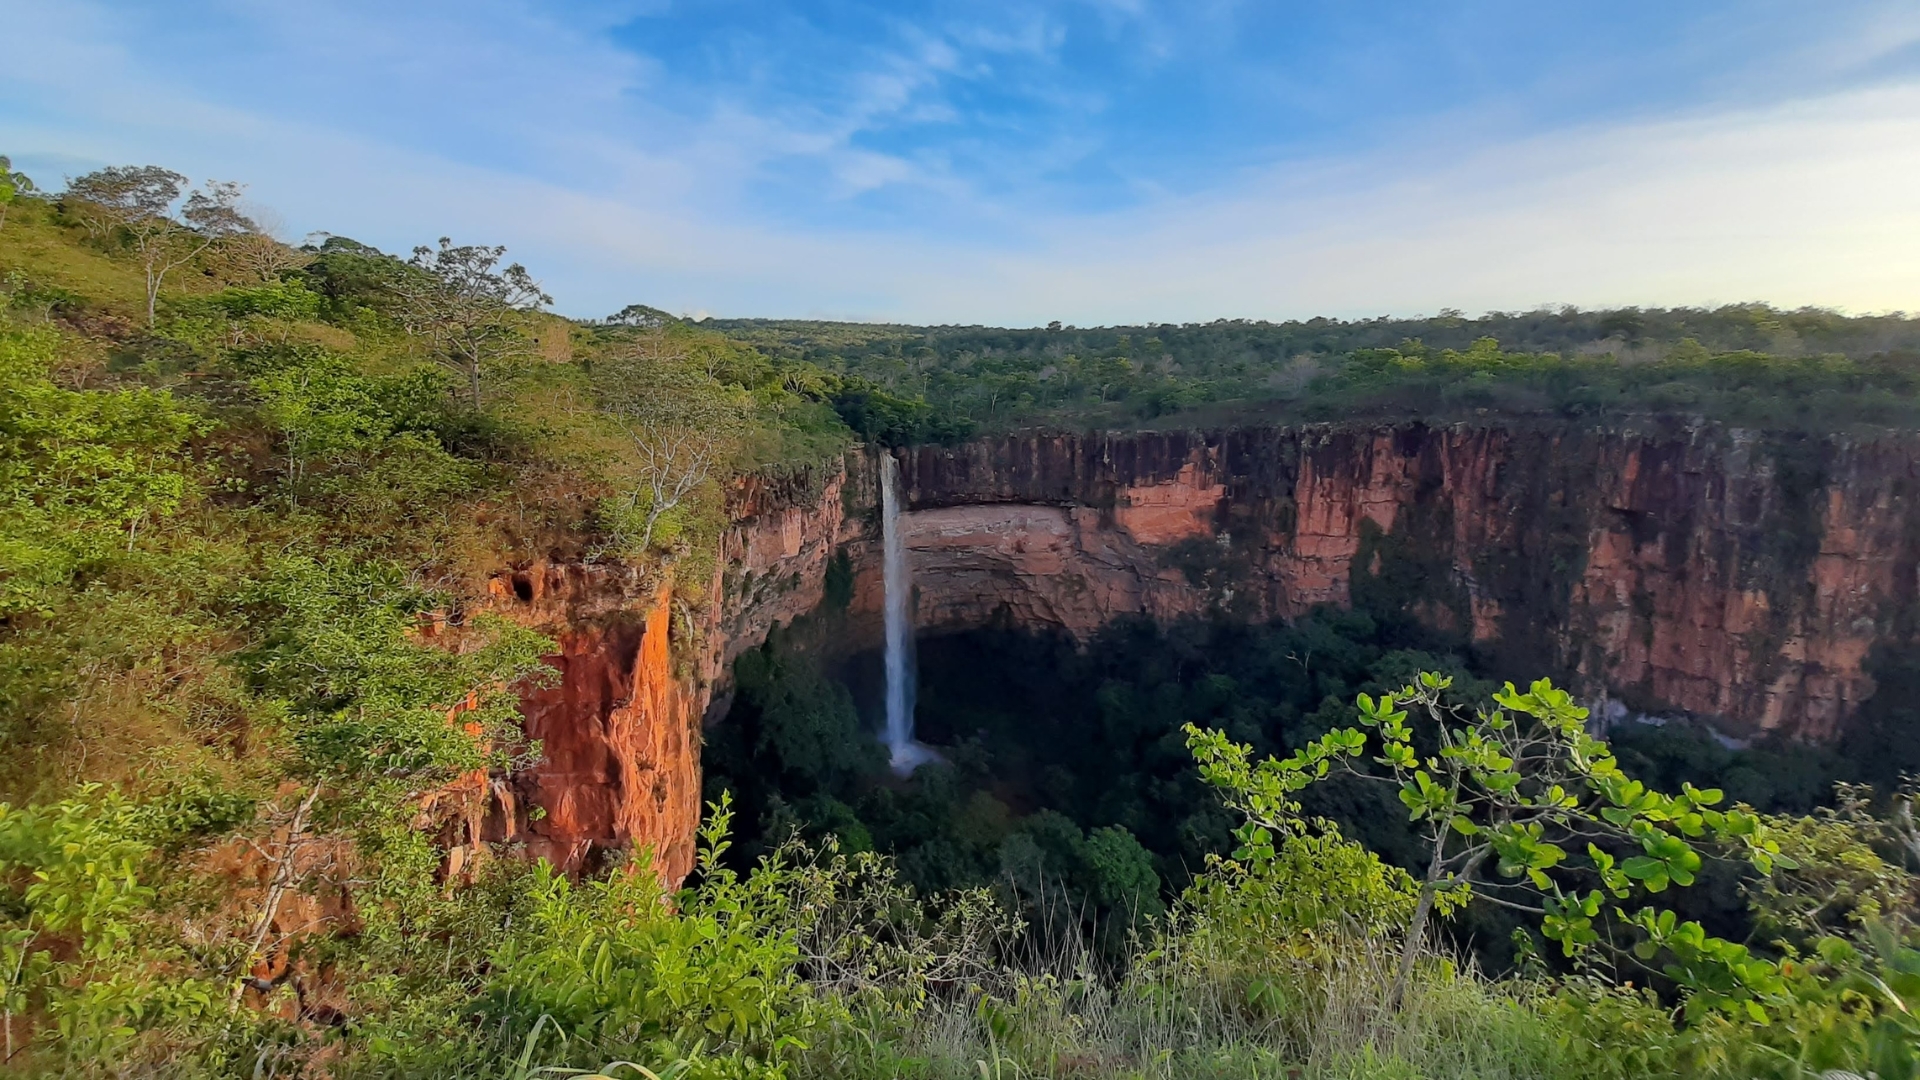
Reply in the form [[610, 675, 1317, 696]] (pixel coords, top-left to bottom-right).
[[978, 83, 1920, 323], [1, 0, 1916, 324]]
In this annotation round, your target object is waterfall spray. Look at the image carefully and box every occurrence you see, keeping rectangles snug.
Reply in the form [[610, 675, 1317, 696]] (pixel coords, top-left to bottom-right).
[[881, 453, 935, 775]]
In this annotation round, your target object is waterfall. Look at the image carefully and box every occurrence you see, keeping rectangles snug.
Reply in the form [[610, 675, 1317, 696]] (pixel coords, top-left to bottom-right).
[[881, 453, 935, 775]]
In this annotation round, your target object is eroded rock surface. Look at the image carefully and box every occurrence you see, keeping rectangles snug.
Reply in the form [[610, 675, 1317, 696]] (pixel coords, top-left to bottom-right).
[[481, 459, 877, 885], [487, 422, 1920, 885], [896, 425, 1920, 741]]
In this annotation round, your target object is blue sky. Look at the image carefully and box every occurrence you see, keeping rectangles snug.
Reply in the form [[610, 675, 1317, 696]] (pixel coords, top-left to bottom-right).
[[2, 1, 1918, 323]]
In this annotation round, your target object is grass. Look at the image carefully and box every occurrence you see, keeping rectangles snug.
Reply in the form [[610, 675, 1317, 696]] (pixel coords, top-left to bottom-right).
[[0, 199, 155, 319]]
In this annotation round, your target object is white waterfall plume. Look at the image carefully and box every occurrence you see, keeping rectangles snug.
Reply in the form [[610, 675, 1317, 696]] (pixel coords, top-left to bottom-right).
[[881, 452, 936, 776]]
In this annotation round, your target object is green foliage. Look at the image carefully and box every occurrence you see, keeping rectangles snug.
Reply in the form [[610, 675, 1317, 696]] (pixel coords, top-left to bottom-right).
[[821, 548, 853, 612], [164, 278, 324, 337], [723, 634, 887, 800], [480, 799, 827, 1080], [239, 554, 553, 787], [1746, 785, 1920, 946], [237, 344, 482, 514], [0, 787, 221, 1061], [1188, 672, 1797, 1018], [997, 811, 1164, 946], [824, 375, 973, 446], [297, 234, 428, 327], [0, 320, 207, 615], [1, 268, 86, 320], [1081, 825, 1162, 915], [1177, 830, 1417, 945], [707, 310, 1920, 433]]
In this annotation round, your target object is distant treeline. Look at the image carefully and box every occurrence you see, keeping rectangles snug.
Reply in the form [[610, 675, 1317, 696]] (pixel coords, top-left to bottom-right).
[[702, 305, 1920, 436]]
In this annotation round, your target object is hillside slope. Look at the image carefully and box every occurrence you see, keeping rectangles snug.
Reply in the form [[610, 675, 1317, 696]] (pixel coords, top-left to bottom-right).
[[4, 168, 1920, 1079]]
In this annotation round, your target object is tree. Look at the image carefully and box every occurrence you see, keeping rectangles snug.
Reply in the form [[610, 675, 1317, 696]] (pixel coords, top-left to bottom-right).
[[0, 156, 34, 231], [594, 333, 741, 555], [206, 205, 310, 284], [1, 322, 208, 614], [605, 302, 673, 328], [63, 167, 255, 325], [1188, 673, 1792, 1018], [390, 238, 550, 407]]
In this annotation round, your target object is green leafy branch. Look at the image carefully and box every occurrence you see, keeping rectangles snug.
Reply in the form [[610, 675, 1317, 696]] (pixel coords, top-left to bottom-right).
[[1189, 672, 1796, 1018]]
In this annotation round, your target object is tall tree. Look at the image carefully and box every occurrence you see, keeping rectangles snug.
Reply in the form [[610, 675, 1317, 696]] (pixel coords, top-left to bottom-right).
[[391, 238, 550, 407], [63, 167, 255, 325], [594, 331, 741, 555]]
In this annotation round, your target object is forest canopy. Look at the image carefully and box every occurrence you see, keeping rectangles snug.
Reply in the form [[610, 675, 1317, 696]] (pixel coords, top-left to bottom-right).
[[702, 307, 1920, 435]]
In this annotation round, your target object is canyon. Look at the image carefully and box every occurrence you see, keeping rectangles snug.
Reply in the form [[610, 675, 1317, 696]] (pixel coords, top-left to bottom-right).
[[488, 420, 1920, 884]]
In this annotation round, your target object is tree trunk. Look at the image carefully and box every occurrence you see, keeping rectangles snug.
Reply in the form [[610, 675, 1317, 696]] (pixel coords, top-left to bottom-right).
[[1388, 834, 1451, 1012], [638, 500, 670, 553], [3, 929, 33, 1062], [229, 783, 322, 1010]]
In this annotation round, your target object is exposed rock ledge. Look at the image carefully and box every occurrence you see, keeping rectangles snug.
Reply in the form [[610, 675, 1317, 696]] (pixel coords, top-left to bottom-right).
[[486, 422, 1920, 883], [894, 425, 1920, 743]]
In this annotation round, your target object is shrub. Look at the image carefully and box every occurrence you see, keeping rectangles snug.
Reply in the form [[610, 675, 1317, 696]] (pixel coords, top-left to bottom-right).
[[0, 787, 222, 1064], [479, 799, 829, 1080], [0, 320, 206, 615]]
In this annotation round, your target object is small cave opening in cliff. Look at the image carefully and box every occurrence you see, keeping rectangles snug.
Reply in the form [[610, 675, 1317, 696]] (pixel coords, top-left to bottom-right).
[[703, 604, 1854, 966]]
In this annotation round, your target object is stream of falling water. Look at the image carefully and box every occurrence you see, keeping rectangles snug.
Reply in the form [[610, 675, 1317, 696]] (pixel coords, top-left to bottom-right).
[[881, 453, 936, 776]]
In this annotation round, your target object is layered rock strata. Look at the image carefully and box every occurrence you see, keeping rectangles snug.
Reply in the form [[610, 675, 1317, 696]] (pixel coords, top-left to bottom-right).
[[489, 422, 1920, 883], [483, 460, 874, 885], [896, 425, 1920, 741]]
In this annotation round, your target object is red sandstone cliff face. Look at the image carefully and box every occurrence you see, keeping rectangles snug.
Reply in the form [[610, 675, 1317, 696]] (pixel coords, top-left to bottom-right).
[[482, 423, 1920, 886], [707, 462, 883, 676], [481, 564, 703, 884], [482, 457, 879, 885], [896, 425, 1920, 741]]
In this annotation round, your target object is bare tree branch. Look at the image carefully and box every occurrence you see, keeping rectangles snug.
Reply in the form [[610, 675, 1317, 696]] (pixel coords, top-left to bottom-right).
[[594, 334, 743, 556], [389, 237, 551, 407], [64, 167, 258, 326]]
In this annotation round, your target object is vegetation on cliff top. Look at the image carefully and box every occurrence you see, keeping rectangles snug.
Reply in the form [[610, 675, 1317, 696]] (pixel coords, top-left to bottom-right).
[[706, 308, 1920, 436], [3, 158, 1920, 1078], [0, 160, 850, 1072]]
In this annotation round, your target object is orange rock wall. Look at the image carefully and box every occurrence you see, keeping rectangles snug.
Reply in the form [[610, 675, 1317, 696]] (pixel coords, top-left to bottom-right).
[[484, 423, 1920, 886], [708, 461, 883, 673], [899, 425, 1920, 740], [485, 457, 879, 886], [486, 565, 703, 884]]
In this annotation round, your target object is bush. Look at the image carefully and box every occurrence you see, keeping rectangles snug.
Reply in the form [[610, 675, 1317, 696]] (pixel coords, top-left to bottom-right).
[[0, 787, 222, 1065], [0, 320, 206, 615], [478, 800, 830, 1080]]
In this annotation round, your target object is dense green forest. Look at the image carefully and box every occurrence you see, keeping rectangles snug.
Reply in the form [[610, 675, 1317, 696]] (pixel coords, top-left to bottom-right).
[[707, 603, 1860, 966], [6, 159, 1920, 1078], [705, 309, 1920, 437]]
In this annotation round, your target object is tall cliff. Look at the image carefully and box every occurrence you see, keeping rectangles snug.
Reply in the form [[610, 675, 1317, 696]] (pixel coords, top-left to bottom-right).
[[482, 458, 875, 885], [896, 424, 1920, 741], [486, 421, 1920, 882]]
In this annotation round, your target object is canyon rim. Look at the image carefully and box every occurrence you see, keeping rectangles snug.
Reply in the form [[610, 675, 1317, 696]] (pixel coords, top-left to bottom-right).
[[488, 418, 1920, 885]]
